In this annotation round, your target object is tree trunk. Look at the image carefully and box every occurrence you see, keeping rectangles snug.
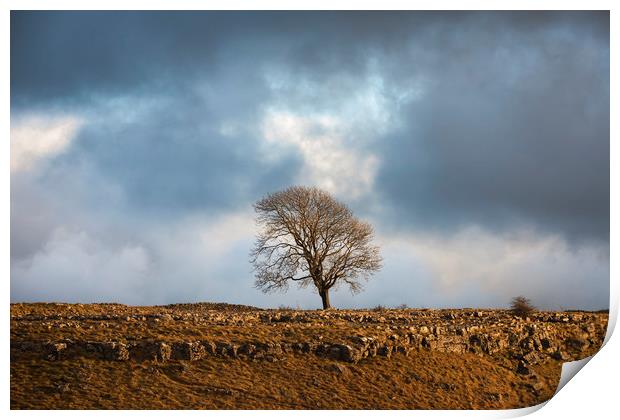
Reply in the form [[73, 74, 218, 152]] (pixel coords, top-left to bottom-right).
[[319, 289, 331, 309]]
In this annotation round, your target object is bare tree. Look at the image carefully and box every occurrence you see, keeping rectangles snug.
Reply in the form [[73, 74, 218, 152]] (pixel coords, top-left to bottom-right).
[[250, 186, 382, 309]]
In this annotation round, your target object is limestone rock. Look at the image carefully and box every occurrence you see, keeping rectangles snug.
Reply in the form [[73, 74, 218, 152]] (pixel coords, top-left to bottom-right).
[[516, 360, 530, 375]]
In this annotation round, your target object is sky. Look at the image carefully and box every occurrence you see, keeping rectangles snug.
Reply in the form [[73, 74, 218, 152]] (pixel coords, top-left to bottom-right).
[[10, 11, 609, 310]]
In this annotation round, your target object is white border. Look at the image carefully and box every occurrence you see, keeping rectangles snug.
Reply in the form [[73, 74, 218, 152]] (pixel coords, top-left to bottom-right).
[[3, 2, 616, 419]]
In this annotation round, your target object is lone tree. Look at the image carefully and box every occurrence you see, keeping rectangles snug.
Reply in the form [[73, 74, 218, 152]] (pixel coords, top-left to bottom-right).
[[250, 186, 382, 309]]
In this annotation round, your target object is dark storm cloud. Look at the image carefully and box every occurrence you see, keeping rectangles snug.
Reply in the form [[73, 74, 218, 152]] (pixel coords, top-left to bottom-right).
[[10, 11, 609, 308], [11, 9, 609, 238], [64, 83, 301, 215], [11, 11, 221, 106], [374, 12, 609, 243], [13, 11, 605, 102]]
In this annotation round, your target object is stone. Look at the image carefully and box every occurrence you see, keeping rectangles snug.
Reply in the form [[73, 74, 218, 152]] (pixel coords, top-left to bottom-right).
[[522, 352, 541, 365], [350, 336, 368, 347], [238, 343, 256, 356], [395, 346, 410, 355], [316, 344, 331, 355], [47, 343, 67, 360], [200, 341, 216, 355], [172, 342, 206, 361], [150, 342, 171, 362], [442, 342, 467, 354], [565, 337, 587, 351], [339, 345, 362, 363], [265, 343, 282, 355], [378, 345, 392, 358], [225, 344, 238, 358], [101, 342, 130, 361], [56, 383, 71, 393], [327, 363, 348, 375], [280, 343, 292, 353], [302, 342, 317, 353], [516, 360, 530, 375], [328, 346, 342, 360]]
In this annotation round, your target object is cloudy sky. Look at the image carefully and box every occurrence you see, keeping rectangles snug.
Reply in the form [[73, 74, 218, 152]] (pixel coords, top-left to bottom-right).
[[10, 11, 609, 310]]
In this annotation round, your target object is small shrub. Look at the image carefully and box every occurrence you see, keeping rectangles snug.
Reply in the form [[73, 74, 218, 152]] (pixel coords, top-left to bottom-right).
[[510, 296, 536, 318], [372, 305, 386, 312], [396, 303, 408, 310]]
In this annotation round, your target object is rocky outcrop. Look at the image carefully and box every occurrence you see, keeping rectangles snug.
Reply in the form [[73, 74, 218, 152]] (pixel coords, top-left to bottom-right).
[[10, 306, 608, 375], [11, 322, 607, 368]]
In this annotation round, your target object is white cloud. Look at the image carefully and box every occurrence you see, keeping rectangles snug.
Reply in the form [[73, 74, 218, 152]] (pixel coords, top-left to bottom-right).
[[377, 226, 609, 310], [11, 228, 150, 303], [261, 109, 379, 199], [260, 70, 423, 200], [11, 210, 259, 305], [11, 114, 83, 173], [10, 206, 609, 310], [146, 211, 256, 267]]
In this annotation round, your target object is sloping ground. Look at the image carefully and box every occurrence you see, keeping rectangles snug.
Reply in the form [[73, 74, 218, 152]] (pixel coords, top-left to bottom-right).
[[10, 303, 608, 409], [11, 351, 561, 409]]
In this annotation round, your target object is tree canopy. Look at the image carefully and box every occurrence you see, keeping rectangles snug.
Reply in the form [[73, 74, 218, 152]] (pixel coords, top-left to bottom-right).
[[250, 186, 382, 309]]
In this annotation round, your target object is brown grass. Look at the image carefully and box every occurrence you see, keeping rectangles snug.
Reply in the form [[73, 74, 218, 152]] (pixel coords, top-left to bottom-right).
[[11, 302, 606, 410], [11, 351, 561, 409]]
